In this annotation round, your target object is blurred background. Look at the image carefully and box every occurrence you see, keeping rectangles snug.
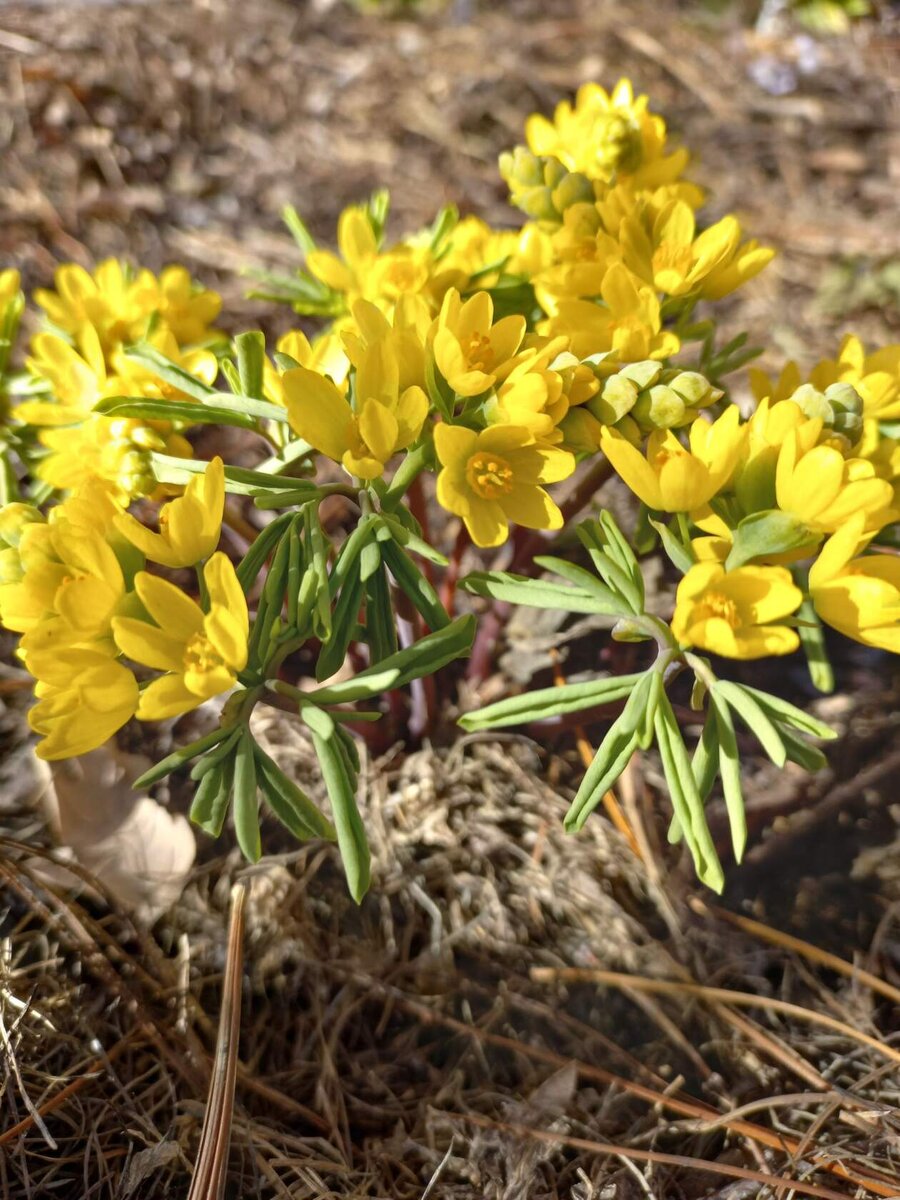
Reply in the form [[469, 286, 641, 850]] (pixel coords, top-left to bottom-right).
[[1, 0, 898, 367]]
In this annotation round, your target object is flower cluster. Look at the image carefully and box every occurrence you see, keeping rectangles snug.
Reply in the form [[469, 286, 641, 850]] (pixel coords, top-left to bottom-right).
[[2, 79, 899, 896]]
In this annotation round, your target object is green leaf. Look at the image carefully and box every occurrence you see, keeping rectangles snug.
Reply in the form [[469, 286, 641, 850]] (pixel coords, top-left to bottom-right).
[[303, 503, 332, 641], [189, 727, 242, 781], [725, 510, 820, 571], [650, 518, 696, 574], [365, 562, 398, 664], [282, 203, 317, 257], [95, 396, 261, 431], [533, 556, 622, 610], [316, 559, 364, 681], [381, 539, 450, 631], [654, 695, 724, 892], [190, 755, 234, 838], [310, 614, 475, 704], [123, 342, 216, 401], [235, 513, 294, 593], [779, 725, 829, 772], [710, 693, 747, 862], [739, 684, 837, 741], [459, 673, 643, 732], [691, 713, 720, 803], [133, 725, 232, 788], [797, 598, 835, 694], [564, 672, 653, 831], [253, 743, 336, 841], [304, 715, 370, 902], [380, 513, 449, 565], [233, 730, 261, 862], [150, 453, 315, 497], [235, 331, 266, 400], [461, 570, 614, 614], [712, 680, 787, 767], [329, 514, 380, 597]]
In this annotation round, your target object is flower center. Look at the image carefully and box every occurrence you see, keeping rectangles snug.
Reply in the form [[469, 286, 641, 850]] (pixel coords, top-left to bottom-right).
[[467, 452, 515, 500], [184, 632, 225, 676], [464, 332, 495, 373], [697, 590, 740, 628]]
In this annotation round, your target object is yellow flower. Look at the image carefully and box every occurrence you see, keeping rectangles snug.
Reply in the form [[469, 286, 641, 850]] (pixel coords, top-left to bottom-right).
[[542, 263, 680, 362], [482, 338, 570, 442], [601, 406, 745, 512], [809, 516, 900, 653], [432, 289, 526, 397], [434, 422, 574, 547], [0, 268, 21, 308], [19, 326, 119, 427], [113, 552, 248, 720], [306, 206, 443, 315], [671, 562, 802, 659], [155, 265, 222, 345], [114, 457, 224, 568], [439, 217, 553, 285], [28, 648, 138, 760], [283, 360, 428, 481], [775, 424, 894, 534], [342, 296, 431, 394], [525, 79, 691, 191], [751, 336, 900, 423], [33, 259, 160, 354], [620, 200, 773, 299], [0, 490, 128, 643]]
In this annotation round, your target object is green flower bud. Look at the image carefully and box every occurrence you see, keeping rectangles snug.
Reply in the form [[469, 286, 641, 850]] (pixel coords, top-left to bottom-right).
[[588, 375, 639, 424], [632, 384, 687, 430], [559, 408, 603, 455], [668, 370, 720, 407], [500, 146, 593, 224], [618, 360, 663, 390]]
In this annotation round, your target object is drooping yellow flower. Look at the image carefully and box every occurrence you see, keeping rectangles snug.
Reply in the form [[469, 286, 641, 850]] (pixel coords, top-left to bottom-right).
[[542, 263, 680, 362], [432, 289, 526, 397], [434, 422, 574, 547], [113, 552, 248, 720], [19, 326, 120, 427], [283, 360, 428, 481], [601, 406, 745, 512], [28, 648, 138, 761], [114, 457, 224, 568], [342, 296, 431, 394], [525, 79, 692, 192], [775, 423, 894, 534], [809, 515, 900, 653], [671, 562, 802, 659]]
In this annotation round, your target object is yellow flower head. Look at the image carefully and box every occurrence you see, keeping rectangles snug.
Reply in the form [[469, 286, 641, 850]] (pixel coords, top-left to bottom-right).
[[114, 456, 224, 568], [28, 648, 138, 761], [34, 259, 160, 354], [619, 199, 773, 299], [809, 515, 900, 654], [542, 263, 680, 362], [20, 326, 118, 427], [601, 405, 745, 513], [113, 552, 248, 720], [343, 296, 431, 394], [283, 359, 428, 482], [775, 423, 895, 534], [154, 265, 222, 345], [434, 422, 574, 548], [671, 561, 802, 659], [525, 79, 690, 191], [0, 482, 130, 667], [306, 206, 444, 317], [482, 337, 571, 442], [439, 217, 553, 286], [432, 289, 526, 397]]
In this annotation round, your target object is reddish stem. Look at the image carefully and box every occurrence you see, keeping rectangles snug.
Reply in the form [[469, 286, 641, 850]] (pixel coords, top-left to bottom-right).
[[440, 524, 470, 617]]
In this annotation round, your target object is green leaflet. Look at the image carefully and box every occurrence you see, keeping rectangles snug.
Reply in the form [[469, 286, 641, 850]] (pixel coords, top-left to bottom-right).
[[190, 754, 234, 839], [233, 729, 261, 863], [133, 725, 232, 788], [380, 539, 450, 631], [710, 692, 747, 862], [253, 743, 336, 841], [461, 571, 612, 614], [459, 673, 642, 732], [305, 714, 370, 903], [712, 680, 787, 767], [235, 331, 266, 400]]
